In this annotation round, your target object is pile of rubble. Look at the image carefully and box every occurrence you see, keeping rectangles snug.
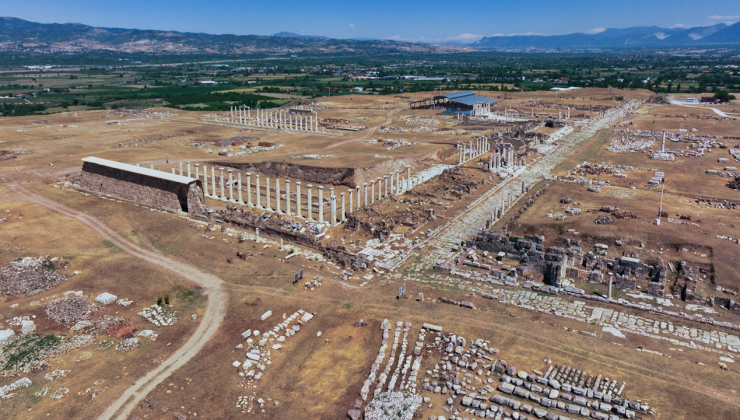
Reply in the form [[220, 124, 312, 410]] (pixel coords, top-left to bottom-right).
[[606, 135, 654, 153], [0, 256, 69, 297], [214, 136, 259, 147], [0, 334, 94, 375], [45, 298, 99, 325], [138, 304, 177, 327], [594, 215, 616, 225], [364, 392, 422, 420], [114, 134, 178, 149], [115, 337, 140, 352]]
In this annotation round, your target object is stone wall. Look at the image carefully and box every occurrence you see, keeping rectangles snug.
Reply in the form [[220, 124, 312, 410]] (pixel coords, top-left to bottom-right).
[[79, 162, 205, 216]]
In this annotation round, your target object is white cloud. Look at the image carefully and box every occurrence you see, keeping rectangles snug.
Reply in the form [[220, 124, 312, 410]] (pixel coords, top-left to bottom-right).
[[585, 27, 606, 34], [349, 23, 355, 28], [708, 15, 740, 20], [444, 33, 485, 42]]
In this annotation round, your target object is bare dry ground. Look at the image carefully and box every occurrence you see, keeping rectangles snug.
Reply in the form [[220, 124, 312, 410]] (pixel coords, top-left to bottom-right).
[[0, 89, 739, 420]]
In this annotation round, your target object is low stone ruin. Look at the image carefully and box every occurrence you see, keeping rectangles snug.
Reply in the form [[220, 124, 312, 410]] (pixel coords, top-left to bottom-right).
[[364, 391, 422, 420], [0, 256, 69, 297], [45, 298, 99, 325], [594, 215, 616, 224]]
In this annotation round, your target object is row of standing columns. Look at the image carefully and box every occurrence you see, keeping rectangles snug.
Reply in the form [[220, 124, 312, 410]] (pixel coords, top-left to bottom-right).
[[174, 162, 414, 226], [458, 136, 491, 165], [229, 106, 322, 133]]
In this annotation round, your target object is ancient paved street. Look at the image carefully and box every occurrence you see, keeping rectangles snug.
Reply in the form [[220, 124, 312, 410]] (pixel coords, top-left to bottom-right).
[[413, 102, 639, 267]]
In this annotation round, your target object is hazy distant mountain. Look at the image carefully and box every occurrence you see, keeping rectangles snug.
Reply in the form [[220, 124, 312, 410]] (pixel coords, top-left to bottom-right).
[[271, 32, 328, 40], [474, 22, 740, 49], [0, 17, 464, 55]]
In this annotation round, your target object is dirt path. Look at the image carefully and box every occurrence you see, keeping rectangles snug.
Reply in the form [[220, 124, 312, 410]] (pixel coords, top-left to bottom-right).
[[7, 183, 229, 420]]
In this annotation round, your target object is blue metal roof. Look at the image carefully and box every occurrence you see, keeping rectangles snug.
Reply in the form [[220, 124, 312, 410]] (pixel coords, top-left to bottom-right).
[[451, 96, 498, 106], [435, 91, 476, 100], [432, 91, 497, 106]]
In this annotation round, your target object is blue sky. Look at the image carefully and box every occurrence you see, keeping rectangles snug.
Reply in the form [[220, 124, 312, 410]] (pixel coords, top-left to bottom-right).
[[4, 0, 740, 43]]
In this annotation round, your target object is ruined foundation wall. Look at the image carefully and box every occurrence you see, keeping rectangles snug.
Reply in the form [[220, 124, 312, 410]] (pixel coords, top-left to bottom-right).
[[216, 147, 451, 187], [79, 162, 204, 214]]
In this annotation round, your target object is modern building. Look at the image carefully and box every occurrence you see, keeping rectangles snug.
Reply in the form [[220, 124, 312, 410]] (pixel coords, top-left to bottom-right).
[[409, 91, 497, 114]]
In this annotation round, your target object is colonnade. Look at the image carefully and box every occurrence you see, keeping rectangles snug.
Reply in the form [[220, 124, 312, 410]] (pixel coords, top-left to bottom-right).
[[457, 136, 491, 164], [229, 106, 322, 133], [176, 163, 415, 226]]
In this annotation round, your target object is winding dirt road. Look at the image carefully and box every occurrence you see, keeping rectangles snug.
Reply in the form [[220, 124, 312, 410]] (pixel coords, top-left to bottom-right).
[[8, 183, 228, 420]]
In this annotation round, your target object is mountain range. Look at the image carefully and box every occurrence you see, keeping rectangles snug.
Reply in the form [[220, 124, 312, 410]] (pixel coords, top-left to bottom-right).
[[0, 17, 465, 55], [473, 22, 740, 49], [1, 17, 740, 55]]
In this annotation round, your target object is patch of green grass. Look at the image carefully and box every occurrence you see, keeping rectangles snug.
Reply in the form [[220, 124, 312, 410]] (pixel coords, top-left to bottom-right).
[[2, 334, 62, 372], [102, 240, 122, 253]]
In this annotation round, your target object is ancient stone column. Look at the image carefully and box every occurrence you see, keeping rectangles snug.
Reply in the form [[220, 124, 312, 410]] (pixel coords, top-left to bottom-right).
[[348, 190, 353, 213], [172, 168, 175, 174], [255, 175, 261, 208], [179, 161, 183, 176], [396, 170, 401, 194], [608, 276, 613, 301], [407, 167, 411, 190], [356, 185, 361, 209], [295, 181, 302, 218], [329, 188, 336, 225], [246, 173, 253, 207], [370, 181, 375, 204], [228, 169, 234, 201], [255, 228, 259, 243], [195, 163, 199, 180], [187, 161, 191, 178], [458, 145, 463, 165], [318, 186, 324, 223], [285, 180, 291, 215], [211, 167, 216, 198], [203, 166, 209, 196], [489, 151, 493, 172], [275, 178, 281, 213], [237, 172, 243, 204], [219, 168, 225, 199], [266, 177, 271, 210], [306, 184, 313, 221], [231, 106, 234, 122], [389, 172, 394, 195], [340, 192, 346, 222], [384, 175, 388, 198], [468, 141, 473, 160]]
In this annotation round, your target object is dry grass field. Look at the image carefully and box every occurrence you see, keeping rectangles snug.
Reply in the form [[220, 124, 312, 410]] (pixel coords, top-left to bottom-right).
[[0, 89, 739, 420]]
